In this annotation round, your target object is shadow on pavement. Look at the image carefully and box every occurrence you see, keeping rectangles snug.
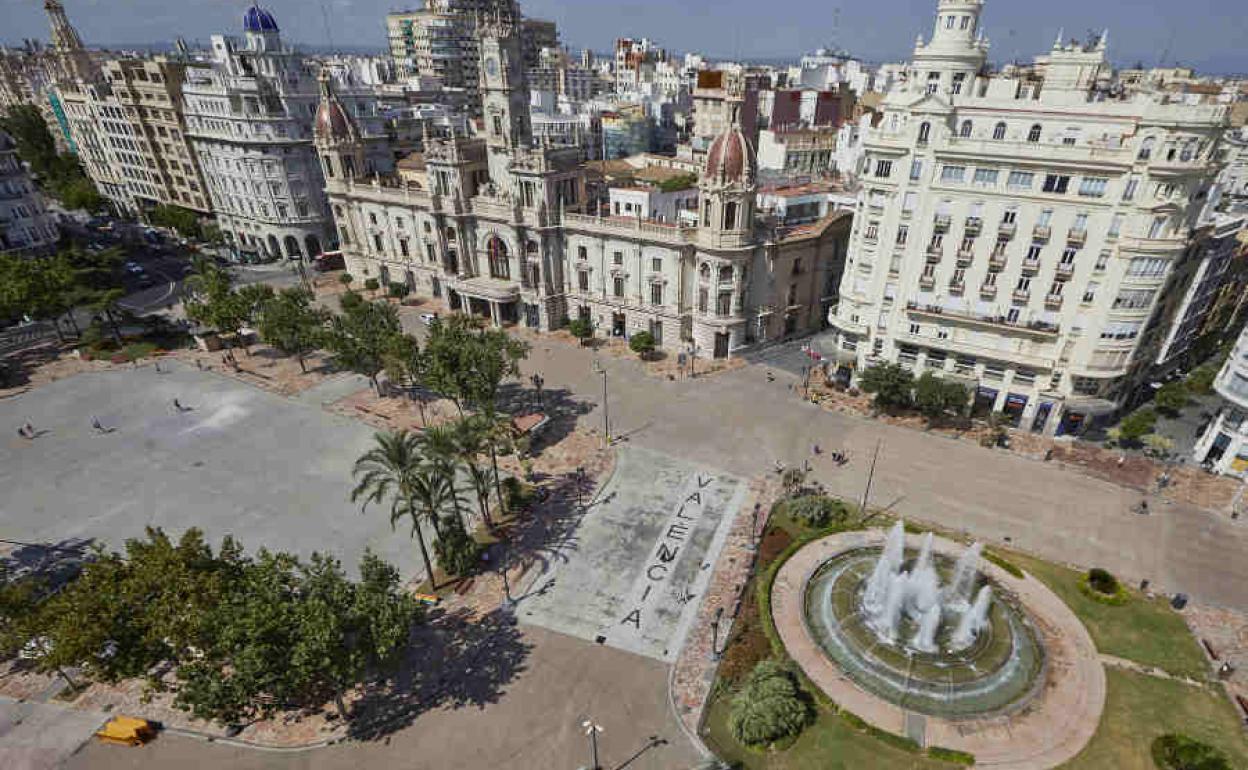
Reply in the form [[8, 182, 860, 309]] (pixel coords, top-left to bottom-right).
[[346, 606, 532, 741]]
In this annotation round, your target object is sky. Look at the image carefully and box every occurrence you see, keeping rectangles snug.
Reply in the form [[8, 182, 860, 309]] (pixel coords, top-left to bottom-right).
[[3, 0, 1247, 75]]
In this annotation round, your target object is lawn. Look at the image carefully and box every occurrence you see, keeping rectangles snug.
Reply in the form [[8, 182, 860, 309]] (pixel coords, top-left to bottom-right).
[[702, 686, 959, 770], [1062, 667, 1248, 769], [1003, 551, 1211, 681]]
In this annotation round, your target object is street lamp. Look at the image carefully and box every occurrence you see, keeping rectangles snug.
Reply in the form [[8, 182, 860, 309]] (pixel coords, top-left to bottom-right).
[[688, 342, 700, 378], [531, 373, 545, 411], [748, 502, 761, 551], [575, 465, 586, 512], [592, 357, 610, 447], [710, 606, 725, 660], [581, 719, 604, 770]]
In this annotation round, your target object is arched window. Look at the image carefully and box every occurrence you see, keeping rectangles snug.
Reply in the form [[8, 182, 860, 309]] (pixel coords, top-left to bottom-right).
[[445, 226, 457, 242], [284, 235, 302, 258], [304, 234, 321, 257], [993, 122, 1007, 140], [718, 266, 733, 283], [526, 240, 539, 255], [918, 121, 931, 145], [959, 120, 973, 138], [1027, 124, 1042, 143], [577, 245, 588, 260], [486, 236, 510, 280], [1138, 136, 1155, 161], [724, 201, 738, 230], [699, 263, 710, 281], [266, 234, 280, 258]]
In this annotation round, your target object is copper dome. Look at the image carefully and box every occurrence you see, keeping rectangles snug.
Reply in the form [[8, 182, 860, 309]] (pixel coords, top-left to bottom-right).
[[704, 128, 754, 185]]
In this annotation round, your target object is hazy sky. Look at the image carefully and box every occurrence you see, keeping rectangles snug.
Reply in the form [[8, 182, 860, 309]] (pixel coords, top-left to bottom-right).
[[3, 0, 1246, 74]]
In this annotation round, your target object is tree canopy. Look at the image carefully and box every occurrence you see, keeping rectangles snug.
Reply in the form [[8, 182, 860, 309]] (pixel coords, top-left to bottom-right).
[[323, 298, 402, 391], [256, 287, 328, 372], [859, 362, 915, 410]]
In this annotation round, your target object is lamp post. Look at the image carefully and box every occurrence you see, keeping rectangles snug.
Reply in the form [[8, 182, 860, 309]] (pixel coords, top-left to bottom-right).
[[688, 342, 700, 378], [710, 606, 725, 659], [531, 373, 545, 411], [592, 357, 610, 447], [582, 719, 604, 770], [575, 465, 586, 512], [749, 502, 761, 551]]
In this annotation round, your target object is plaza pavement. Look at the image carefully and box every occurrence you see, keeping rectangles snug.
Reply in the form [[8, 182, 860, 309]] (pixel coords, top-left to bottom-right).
[[516, 336, 1248, 612]]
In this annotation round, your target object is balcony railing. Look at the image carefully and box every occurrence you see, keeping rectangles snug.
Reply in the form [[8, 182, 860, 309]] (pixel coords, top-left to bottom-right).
[[934, 214, 951, 232], [1033, 224, 1052, 241], [1045, 293, 1064, 308], [964, 217, 982, 235], [1021, 257, 1041, 273], [905, 300, 1060, 336], [1055, 263, 1075, 280], [926, 243, 943, 260], [980, 284, 998, 298], [1067, 228, 1087, 245], [1012, 289, 1031, 303], [998, 220, 1017, 237], [989, 254, 1007, 270], [956, 248, 974, 266], [949, 280, 965, 294], [919, 275, 936, 289]]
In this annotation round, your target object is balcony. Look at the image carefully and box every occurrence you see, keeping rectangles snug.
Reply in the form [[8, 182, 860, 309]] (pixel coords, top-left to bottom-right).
[[1067, 228, 1087, 246], [989, 254, 1007, 270], [1055, 263, 1075, 280], [1012, 289, 1031, 303], [926, 244, 943, 261], [934, 214, 951, 232], [919, 275, 936, 289], [905, 300, 1060, 338], [964, 217, 982, 235], [956, 248, 974, 266], [1021, 257, 1041, 273], [949, 280, 965, 294], [980, 283, 998, 298], [998, 220, 1017, 238], [1045, 293, 1064, 308], [1033, 224, 1052, 241]]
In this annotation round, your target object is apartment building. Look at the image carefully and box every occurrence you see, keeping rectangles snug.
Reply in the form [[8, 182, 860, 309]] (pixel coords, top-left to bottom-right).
[[181, 6, 385, 261], [826, 0, 1227, 436], [1192, 324, 1248, 477], [0, 131, 58, 255], [320, 6, 848, 358]]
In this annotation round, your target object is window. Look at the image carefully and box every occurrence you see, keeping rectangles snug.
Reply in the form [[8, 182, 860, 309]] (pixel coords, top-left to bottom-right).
[[613, 251, 624, 265], [955, 356, 976, 375], [899, 346, 919, 368], [1042, 174, 1070, 194], [1138, 136, 1155, 161], [909, 323, 921, 335], [650, 282, 663, 305], [373, 234, 383, 252], [945, 15, 955, 28], [1049, 280, 1065, 296], [959, 120, 973, 138], [1128, 257, 1167, 277], [719, 266, 734, 283], [896, 225, 909, 245], [864, 221, 879, 241], [909, 159, 923, 180], [613, 276, 625, 297], [578, 245, 588, 260], [918, 122, 931, 145], [993, 122, 1007, 140], [1006, 307, 1021, 323], [1027, 124, 1042, 143], [973, 168, 998, 186], [902, 191, 918, 212], [399, 238, 409, 257], [1113, 288, 1155, 310], [1100, 320, 1143, 340], [1078, 177, 1108, 198], [368, 212, 377, 225], [951, 267, 966, 284], [1123, 176, 1139, 201], [992, 237, 1008, 256], [1037, 209, 1053, 227], [1026, 242, 1043, 261], [1148, 216, 1166, 239], [1007, 171, 1033, 190], [984, 363, 1005, 381], [1108, 214, 1123, 238], [426, 243, 435, 262], [984, 270, 999, 286], [960, 237, 975, 252], [578, 270, 589, 291], [874, 159, 893, 178], [1072, 213, 1088, 233], [698, 288, 708, 313], [1094, 251, 1110, 271], [1083, 281, 1099, 303], [1015, 276, 1031, 292], [1002, 208, 1018, 225], [717, 292, 732, 316], [941, 165, 967, 183]]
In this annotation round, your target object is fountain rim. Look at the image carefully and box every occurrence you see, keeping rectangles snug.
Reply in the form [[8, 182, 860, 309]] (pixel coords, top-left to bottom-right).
[[769, 528, 1107, 768], [799, 544, 1050, 721]]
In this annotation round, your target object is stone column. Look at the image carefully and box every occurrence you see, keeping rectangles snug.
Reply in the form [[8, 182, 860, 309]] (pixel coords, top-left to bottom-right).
[[490, 300, 501, 327]]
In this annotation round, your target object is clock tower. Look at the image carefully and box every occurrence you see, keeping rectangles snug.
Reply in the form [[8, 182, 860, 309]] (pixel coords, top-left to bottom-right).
[[478, 3, 531, 182]]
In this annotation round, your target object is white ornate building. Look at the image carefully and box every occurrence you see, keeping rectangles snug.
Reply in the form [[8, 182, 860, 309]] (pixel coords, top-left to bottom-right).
[[320, 3, 848, 358], [181, 6, 385, 261], [1193, 324, 1248, 478], [826, 0, 1228, 436], [0, 131, 58, 255]]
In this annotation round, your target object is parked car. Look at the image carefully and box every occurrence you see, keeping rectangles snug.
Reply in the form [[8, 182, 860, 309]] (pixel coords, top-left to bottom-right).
[[124, 261, 144, 274], [419, 312, 439, 325], [312, 250, 345, 272]]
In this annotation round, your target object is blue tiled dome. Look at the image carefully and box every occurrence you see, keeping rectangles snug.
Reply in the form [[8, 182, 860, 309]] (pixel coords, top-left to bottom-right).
[[242, 4, 279, 33]]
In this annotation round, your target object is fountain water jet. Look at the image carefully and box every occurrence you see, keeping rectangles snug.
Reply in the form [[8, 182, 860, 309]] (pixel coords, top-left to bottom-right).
[[951, 586, 993, 650], [948, 543, 984, 607], [911, 604, 942, 653]]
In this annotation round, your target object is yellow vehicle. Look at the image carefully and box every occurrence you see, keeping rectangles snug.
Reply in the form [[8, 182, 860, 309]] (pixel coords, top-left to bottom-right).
[[95, 716, 156, 746]]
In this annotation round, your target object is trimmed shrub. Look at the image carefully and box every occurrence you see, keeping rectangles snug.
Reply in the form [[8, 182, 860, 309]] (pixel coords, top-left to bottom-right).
[[387, 281, 409, 299], [628, 330, 656, 359], [783, 496, 848, 529], [432, 515, 483, 578], [1151, 733, 1232, 770], [929, 746, 976, 765], [363, 278, 381, 295], [1088, 567, 1119, 595], [728, 660, 810, 747], [983, 550, 1024, 579], [567, 317, 593, 344], [338, 290, 363, 312]]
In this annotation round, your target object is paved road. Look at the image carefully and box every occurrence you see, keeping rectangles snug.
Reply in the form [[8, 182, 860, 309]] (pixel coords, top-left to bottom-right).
[[517, 336, 1248, 612], [65, 625, 700, 770]]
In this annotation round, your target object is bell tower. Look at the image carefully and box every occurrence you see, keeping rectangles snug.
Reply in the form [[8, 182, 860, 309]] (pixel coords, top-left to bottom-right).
[[313, 67, 365, 182], [478, 2, 531, 183], [44, 0, 96, 83]]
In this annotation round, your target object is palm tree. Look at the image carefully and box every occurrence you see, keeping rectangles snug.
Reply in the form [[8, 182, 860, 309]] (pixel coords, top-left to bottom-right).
[[418, 424, 468, 528], [351, 430, 440, 588], [453, 416, 494, 529]]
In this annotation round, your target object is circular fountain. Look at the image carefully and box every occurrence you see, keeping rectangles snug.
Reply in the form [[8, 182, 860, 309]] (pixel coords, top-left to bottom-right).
[[803, 523, 1044, 718]]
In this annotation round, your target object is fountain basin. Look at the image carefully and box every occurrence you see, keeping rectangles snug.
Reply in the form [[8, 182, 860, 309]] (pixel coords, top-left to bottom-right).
[[805, 547, 1044, 718]]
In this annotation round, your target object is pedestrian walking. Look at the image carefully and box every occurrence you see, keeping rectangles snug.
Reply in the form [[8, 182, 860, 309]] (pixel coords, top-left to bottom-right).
[[195, 358, 202, 371], [17, 426, 30, 440], [173, 398, 185, 413], [154, 360, 162, 373], [91, 416, 105, 433], [23, 422, 34, 437]]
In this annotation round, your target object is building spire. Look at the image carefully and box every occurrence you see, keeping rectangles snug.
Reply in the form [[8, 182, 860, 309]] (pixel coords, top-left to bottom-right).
[[44, 0, 95, 82], [1053, 28, 1065, 50]]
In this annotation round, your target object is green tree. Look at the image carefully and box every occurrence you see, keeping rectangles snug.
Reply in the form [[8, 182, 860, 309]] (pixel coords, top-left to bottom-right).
[[148, 205, 202, 239], [339, 273, 354, 290], [1153, 381, 1189, 416], [351, 430, 440, 588], [629, 330, 656, 359], [1, 105, 102, 211], [256, 287, 328, 373], [859, 363, 915, 410], [913, 371, 968, 423], [567, 317, 594, 345], [363, 277, 380, 297], [453, 416, 495, 529], [432, 514, 482, 578], [324, 299, 402, 392], [184, 258, 249, 343], [388, 281, 409, 300], [728, 660, 810, 747], [418, 424, 468, 528], [1117, 408, 1158, 445], [1153, 733, 1232, 770]]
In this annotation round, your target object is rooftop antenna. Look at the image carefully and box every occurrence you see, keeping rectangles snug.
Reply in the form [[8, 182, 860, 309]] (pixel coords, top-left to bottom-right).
[[1158, 29, 1175, 67], [321, 2, 335, 53]]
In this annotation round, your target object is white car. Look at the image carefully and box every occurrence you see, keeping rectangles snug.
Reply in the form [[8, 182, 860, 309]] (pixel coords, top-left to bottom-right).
[[124, 261, 144, 274], [419, 312, 439, 325]]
